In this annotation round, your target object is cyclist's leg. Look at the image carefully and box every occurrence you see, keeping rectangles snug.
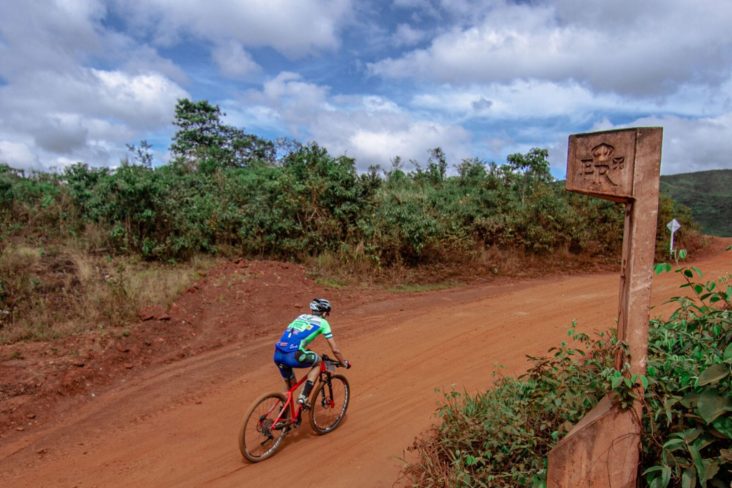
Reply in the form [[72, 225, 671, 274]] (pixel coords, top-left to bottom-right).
[[296, 350, 320, 379], [295, 350, 320, 404], [304, 361, 320, 383], [273, 349, 296, 390]]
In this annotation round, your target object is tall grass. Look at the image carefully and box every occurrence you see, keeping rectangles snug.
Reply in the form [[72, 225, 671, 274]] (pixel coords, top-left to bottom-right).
[[0, 243, 214, 344]]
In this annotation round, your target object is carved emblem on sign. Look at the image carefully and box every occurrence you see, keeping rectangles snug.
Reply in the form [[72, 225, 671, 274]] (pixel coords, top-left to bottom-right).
[[579, 143, 626, 187], [566, 128, 638, 200]]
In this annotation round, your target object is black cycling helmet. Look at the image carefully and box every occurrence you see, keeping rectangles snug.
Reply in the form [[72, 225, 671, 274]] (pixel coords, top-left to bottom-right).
[[309, 298, 332, 315]]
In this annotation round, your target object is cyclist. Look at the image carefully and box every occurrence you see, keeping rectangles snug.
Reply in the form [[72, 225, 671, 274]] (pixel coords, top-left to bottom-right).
[[273, 298, 350, 406]]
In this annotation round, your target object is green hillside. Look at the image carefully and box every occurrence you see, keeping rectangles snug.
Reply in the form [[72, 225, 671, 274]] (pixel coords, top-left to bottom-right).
[[661, 169, 732, 236]]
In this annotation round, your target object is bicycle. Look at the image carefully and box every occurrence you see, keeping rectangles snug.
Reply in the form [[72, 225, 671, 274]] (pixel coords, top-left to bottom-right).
[[238, 354, 351, 462]]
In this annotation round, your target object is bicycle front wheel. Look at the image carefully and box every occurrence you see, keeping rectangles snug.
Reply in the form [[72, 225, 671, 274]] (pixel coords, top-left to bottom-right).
[[309, 374, 350, 434], [239, 392, 289, 462]]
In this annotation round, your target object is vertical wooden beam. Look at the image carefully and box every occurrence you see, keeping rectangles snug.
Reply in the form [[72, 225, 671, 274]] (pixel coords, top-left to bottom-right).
[[621, 128, 662, 378], [547, 127, 662, 487]]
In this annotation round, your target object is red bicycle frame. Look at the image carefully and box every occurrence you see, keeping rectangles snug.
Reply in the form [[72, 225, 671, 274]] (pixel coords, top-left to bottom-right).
[[269, 357, 334, 428]]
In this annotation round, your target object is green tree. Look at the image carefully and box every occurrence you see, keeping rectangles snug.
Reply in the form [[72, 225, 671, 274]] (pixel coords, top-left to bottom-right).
[[170, 98, 275, 170], [171, 99, 225, 163], [505, 147, 552, 183], [427, 147, 448, 184], [0, 164, 14, 210], [125, 140, 154, 168]]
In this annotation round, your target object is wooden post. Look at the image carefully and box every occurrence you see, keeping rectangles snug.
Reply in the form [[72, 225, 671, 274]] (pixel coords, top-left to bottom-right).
[[547, 128, 662, 487]]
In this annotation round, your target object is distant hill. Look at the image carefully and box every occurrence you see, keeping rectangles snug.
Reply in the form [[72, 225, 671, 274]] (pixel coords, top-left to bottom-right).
[[661, 169, 732, 236]]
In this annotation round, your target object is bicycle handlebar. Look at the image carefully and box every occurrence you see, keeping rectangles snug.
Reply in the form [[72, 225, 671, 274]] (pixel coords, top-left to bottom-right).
[[321, 354, 351, 369]]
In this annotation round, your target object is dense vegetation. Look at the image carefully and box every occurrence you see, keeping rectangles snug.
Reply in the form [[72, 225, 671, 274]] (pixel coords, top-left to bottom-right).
[[661, 170, 732, 237], [0, 99, 702, 342], [0, 99, 699, 264], [403, 259, 731, 487]]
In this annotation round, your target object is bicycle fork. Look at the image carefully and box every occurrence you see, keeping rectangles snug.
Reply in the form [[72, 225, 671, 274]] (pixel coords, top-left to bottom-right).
[[318, 374, 335, 408]]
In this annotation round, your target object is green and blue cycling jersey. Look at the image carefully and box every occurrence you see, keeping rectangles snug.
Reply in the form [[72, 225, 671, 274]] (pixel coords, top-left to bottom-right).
[[275, 314, 333, 353]]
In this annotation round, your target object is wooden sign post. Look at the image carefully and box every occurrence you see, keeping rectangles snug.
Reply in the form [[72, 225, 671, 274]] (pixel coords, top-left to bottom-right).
[[547, 127, 663, 487]]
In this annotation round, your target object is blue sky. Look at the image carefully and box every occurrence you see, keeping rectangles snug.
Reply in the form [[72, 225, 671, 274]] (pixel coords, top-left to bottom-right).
[[1, 0, 732, 178]]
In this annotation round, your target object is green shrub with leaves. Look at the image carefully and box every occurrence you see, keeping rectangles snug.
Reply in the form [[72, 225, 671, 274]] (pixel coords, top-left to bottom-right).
[[641, 257, 731, 488], [0, 98, 703, 268], [402, 325, 617, 488], [403, 257, 731, 487]]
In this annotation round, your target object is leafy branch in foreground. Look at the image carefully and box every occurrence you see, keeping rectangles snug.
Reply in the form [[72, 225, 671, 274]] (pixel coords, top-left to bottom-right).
[[642, 256, 731, 488]]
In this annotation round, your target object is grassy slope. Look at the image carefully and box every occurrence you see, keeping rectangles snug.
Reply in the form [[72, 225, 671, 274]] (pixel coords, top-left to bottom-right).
[[661, 169, 732, 237]]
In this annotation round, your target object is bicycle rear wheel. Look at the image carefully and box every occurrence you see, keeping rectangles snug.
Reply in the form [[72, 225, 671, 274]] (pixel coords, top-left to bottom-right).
[[309, 374, 350, 434], [239, 392, 289, 462]]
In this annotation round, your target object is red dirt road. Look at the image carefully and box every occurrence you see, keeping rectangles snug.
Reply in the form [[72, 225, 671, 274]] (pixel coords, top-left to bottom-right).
[[1, 244, 730, 487]]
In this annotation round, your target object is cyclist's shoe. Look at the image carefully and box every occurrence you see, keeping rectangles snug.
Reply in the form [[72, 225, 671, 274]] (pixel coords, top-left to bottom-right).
[[297, 394, 311, 409]]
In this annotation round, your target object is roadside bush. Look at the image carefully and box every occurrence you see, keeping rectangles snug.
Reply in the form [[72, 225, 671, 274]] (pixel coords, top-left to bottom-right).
[[0, 96, 699, 268], [641, 259, 731, 488], [402, 326, 617, 487], [0, 99, 707, 280], [402, 257, 731, 487], [368, 187, 442, 265]]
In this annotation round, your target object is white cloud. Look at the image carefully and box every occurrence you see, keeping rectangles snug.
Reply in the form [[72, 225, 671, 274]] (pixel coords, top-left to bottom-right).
[[116, 0, 353, 57], [232, 72, 472, 168], [393, 0, 430, 7], [625, 114, 732, 175], [33, 113, 89, 154], [0, 67, 187, 168], [419, 78, 725, 129], [0, 1, 190, 169], [260, 72, 331, 106], [1, 0, 730, 178], [231, 69, 732, 175], [347, 122, 470, 167], [92, 70, 188, 127], [117, 43, 189, 85], [412, 80, 630, 120], [543, 112, 732, 178], [370, 1, 732, 96], [393, 24, 427, 47], [0, 1, 105, 78], [241, 71, 333, 139], [212, 42, 261, 80], [0, 141, 36, 170]]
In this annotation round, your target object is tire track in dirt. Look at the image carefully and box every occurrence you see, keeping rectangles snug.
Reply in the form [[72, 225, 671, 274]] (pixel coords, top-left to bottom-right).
[[0, 243, 729, 487]]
